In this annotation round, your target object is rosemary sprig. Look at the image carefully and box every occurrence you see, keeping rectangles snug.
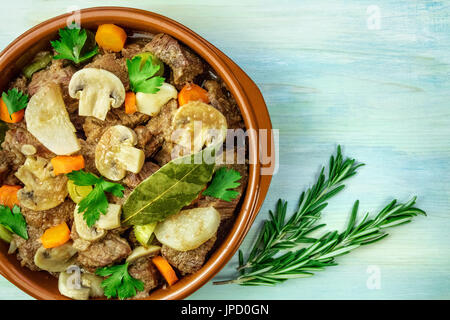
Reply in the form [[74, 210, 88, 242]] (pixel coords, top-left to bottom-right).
[[238, 146, 364, 271], [214, 197, 425, 286]]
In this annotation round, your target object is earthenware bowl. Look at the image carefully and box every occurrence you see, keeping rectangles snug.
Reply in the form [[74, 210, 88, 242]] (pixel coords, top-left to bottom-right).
[[0, 7, 273, 300]]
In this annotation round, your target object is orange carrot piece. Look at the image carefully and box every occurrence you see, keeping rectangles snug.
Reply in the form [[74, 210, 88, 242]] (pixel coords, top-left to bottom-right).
[[51, 155, 85, 175], [125, 92, 137, 114], [152, 256, 179, 286], [0, 185, 21, 209], [178, 83, 209, 107], [0, 98, 24, 123], [40, 222, 71, 249], [95, 24, 127, 52]]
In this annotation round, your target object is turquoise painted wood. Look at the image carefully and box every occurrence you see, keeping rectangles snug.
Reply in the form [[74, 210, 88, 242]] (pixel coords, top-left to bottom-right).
[[0, 0, 448, 300]]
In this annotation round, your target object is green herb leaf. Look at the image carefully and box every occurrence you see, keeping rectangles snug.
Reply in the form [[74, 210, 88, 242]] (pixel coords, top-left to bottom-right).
[[127, 56, 165, 94], [203, 167, 242, 201], [0, 205, 28, 240], [122, 148, 216, 225], [51, 23, 98, 64], [96, 263, 144, 300], [67, 170, 124, 227], [1, 89, 29, 118], [67, 170, 101, 186]]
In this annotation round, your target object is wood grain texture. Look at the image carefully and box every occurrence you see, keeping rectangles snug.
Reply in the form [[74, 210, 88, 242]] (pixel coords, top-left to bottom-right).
[[0, 0, 448, 300]]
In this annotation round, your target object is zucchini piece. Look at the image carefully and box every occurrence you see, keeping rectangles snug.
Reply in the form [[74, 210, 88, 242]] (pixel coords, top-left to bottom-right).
[[134, 222, 157, 247]]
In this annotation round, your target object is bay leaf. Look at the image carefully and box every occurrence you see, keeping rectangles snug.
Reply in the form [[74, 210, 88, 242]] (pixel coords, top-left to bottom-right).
[[122, 147, 216, 225]]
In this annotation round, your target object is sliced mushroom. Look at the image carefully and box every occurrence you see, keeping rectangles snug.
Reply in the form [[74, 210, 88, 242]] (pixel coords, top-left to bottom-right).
[[34, 243, 77, 272], [25, 83, 80, 155], [81, 273, 104, 298], [15, 156, 68, 211], [95, 125, 145, 181], [96, 203, 122, 230], [126, 245, 161, 263], [58, 270, 90, 300], [135, 82, 177, 116], [69, 68, 126, 120], [58, 270, 104, 300], [74, 205, 106, 241], [171, 101, 228, 154]]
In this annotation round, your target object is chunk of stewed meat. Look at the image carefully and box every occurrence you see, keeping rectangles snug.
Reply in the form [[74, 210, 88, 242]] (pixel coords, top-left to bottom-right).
[[2, 126, 55, 161], [76, 233, 131, 271], [128, 257, 161, 299], [161, 235, 216, 275], [122, 161, 160, 188], [28, 60, 77, 108], [12, 225, 44, 271], [84, 52, 129, 90], [21, 200, 75, 230], [135, 99, 177, 158], [144, 33, 204, 87], [204, 80, 244, 130]]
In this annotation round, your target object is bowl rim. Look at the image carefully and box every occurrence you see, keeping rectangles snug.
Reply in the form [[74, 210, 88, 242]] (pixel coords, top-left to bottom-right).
[[0, 7, 273, 300]]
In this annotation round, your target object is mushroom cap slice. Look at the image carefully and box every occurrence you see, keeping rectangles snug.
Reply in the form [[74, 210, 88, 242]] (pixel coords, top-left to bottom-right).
[[34, 243, 78, 272], [25, 83, 80, 155], [58, 271, 104, 300], [16, 156, 68, 211], [126, 245, 161, 263], [171, 101, 228, 154], [96, 203, 122, 230], [58, 271, 90, 300], [81, 273, 104, 298], [95, 125, 145, 181], [69, 68, 126, 120], [74, 205, 106, 241]]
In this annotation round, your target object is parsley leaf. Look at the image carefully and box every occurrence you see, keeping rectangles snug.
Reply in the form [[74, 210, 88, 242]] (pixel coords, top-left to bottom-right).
[[127, 56, 165, 94], [203, 167, 242, 202], [67, 170, 124, 227], [50, 24, 98, 64], [66, 169, 100, 186], [96, 263, 144, 300], [1, 89, 29, 118], [0, 205, 28, 240]]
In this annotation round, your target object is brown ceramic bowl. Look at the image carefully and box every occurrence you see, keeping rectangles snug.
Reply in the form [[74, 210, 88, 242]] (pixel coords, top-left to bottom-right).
[[0, 7, 273, 300]]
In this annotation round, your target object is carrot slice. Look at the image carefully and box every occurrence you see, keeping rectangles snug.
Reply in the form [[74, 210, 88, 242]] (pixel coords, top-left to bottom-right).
[[152, 256, 179, 286], [51, 155, 85, 175], [40, 222, 71, 249], [125, 92, 137, 114], [178, 83, 209, 107], [95, 24, 127, 52], [0, 185, 21, 209], [0, 98, 24, 123]]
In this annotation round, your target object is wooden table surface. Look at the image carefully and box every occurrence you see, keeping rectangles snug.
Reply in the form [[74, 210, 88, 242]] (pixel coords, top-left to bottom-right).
[[0, 0, 448, 300]]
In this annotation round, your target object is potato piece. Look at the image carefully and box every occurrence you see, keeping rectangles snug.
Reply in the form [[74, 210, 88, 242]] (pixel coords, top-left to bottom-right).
[[154, 207, 220, 251]]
